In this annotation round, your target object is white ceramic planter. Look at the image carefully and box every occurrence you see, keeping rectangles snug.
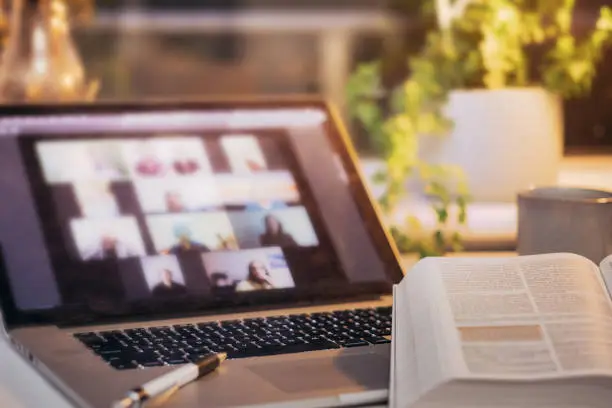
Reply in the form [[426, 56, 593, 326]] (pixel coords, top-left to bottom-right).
[[420, 88, 563, 202]]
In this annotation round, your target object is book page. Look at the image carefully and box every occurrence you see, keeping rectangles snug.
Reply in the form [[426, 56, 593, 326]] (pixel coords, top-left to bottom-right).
[[393, 257, 469, 408], [391, 283, 421, 408], [434, 253, 612, 379], [390, 285, 398, 408], [599, 254, 612, 297]]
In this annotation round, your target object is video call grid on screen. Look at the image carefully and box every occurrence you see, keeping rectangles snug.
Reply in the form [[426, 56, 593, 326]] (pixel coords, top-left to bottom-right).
[[20, 130, 347, 303]]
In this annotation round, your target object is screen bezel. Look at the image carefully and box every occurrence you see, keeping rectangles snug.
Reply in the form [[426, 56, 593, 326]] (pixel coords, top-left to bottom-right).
[[0, 97, 405, 328]]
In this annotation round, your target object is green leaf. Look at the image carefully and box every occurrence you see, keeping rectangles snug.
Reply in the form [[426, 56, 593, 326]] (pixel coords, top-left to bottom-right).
[[450, 231, 464, 252], [567, 61, 591, 82], [433, 230, 445, 252], [435, 207, 449, 224], [597, 7, 612, 31], [372, 170, 388, 184], [555, 8, 572, 33]]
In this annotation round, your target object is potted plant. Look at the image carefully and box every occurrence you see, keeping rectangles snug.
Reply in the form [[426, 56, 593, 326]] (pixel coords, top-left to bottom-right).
[[347, 0, 612, 257]]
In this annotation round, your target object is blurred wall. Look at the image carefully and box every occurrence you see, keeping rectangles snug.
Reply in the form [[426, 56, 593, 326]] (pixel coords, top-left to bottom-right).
[[73, 1, 612, 152]]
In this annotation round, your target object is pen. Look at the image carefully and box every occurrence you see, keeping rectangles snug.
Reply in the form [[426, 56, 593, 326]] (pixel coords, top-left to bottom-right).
[[112, 352, 227, 408]]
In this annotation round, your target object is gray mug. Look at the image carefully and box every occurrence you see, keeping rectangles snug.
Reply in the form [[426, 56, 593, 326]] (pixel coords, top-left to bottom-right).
[[517, 187, 612, 263]]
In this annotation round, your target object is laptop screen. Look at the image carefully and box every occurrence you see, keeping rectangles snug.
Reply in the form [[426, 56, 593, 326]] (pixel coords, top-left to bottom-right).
[[0, 101, 402, 325]]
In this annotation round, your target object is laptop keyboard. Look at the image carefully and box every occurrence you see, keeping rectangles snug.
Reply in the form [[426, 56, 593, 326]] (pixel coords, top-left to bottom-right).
[[74, 306, 392, 370]]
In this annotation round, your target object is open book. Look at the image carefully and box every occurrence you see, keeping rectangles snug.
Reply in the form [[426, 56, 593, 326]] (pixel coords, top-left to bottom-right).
[[391, 253, 612, 408]]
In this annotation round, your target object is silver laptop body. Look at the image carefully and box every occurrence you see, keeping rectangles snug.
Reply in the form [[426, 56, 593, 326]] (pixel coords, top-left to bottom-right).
[[0, 98, 403, 408]]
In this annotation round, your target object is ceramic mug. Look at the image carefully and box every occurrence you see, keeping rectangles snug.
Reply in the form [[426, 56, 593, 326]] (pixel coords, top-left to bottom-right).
[[517, 187, 612, 263]]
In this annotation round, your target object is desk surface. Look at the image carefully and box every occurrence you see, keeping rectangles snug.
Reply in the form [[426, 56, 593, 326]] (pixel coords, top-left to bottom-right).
[[0, 252, 514, 408]]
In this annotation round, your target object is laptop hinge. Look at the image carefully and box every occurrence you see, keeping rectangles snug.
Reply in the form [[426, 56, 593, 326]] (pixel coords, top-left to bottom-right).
[[56, 293, 388, 329]]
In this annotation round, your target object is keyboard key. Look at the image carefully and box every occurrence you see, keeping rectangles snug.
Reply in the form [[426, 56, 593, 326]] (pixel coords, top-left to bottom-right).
[[159, 341, 181, 349], [209, 345, 237, 354], [256, 340, 281, 348], [75, 334, 104, 347], [197, 323, 220, 331], [98, 348, 124, 356], [229, 340, 340, 359], [74, 332, 101, 341], [340, 339, 370, 348], [149, 328, 174, 337], [135, 358, 163, 367], [243, 318, 265, 325], [187, 353, 211, 363], [182, 339, 206, 347], [110, 360, 138, 370], [281, 338, 307, 346], [173, 324, 195, 330], [188, 346, 212, 356], [220, 319, 241, 325], [364, 336, 391, 344], [125, 328, 149, 336], [161, 352, 186, 361], [165, 357, 188, 365], [99, 332, 130, 343], [140, 360, 164, 368], [233, 342, 260, 351], [132, 351, 161, 364], [101, 354, 123, 363]]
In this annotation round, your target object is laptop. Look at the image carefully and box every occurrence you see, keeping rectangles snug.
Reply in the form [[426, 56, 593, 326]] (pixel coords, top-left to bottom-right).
[[0, 98, 403, 408]]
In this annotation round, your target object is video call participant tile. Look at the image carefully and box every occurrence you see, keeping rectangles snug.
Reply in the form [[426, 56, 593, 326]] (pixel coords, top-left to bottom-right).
[[216, 171, 300, 207], [202, 247, 295, 293], [70, 216, 147, 261], [133, 176, 222, 214], [146, 211, 238, 255], [74, 182, 120, 218], [140, 255, 188, 298], [229, 206, 319, 249], [121, 137, 213, 179], [220, 134, 268, 173], [36, 140, 129, 184]]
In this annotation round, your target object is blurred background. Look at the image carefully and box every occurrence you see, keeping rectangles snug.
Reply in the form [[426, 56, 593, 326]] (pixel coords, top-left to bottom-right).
[[75, 0, 400, 154], [67, 0, 612, 154]]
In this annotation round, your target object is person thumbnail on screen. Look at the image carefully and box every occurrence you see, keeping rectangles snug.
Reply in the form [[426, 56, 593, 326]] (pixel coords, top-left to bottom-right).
[[166, 224, 211, 254], [202, 247, 295, 293], [220, 134, 267, 173], [133, 176, 221, 214], [209, 271, 232, 288], [122, 137, 212, 179], [71, 217, 146, 260], [74, 182, 120, 218], [260, 214, 297, 247], [36, 140, 129, 184], [208, 271, 234, 295], [147, 212, 238, 255], [140, 255, 187, 298], [165, 191, 184, 213], [229, 206, 319, 249], [237, 260, 275, 291], [216, 171, 300, 207]]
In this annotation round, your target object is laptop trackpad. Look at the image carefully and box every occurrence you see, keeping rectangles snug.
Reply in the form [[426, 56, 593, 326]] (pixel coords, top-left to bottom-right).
[[247, 353, 389, 393]]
